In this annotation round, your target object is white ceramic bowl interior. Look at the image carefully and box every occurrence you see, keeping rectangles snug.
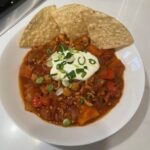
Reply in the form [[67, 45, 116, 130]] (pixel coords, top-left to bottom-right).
[[0, 30, 145, 146]]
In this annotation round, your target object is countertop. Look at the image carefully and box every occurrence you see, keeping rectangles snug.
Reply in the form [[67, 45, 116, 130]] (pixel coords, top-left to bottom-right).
[[0, 0, 150, 149]]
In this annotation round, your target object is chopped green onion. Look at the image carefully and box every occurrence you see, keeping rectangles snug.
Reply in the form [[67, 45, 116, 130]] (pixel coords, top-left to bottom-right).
[[64, 52, 73, 59], [87, 93, 93, 99], [56, 61, 67, 73], [35, 76, 44, 84], [50, 73, 57, 76], [47, 48, 52, 55], [76, 68, 84, 74], [76, 68, 87, 78], [56, 63, 63, 70], [66, 70, 76, 80], [54, 59, 60, 62], [58, 43, 68, 54], [81, 71, 87, 78], [67, 61, 74, 64], [78, 56, 86, 65], [63, 118, 71, 127], [84, 66, 88, 70], [80, 98, 85, 104], [89, 59, 96, 64], [56, 63, 64, 70], [62, 61, 67, 65], [48, 84, 53, 93], [56, 61, 66, 70]]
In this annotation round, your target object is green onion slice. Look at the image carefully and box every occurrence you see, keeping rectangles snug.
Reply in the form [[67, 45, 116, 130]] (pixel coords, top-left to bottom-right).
[[50, 73, 57, 76], [81, 71, 87, 78], [56, 63, 63, 70], [76, 68, 84, 74], [87, 93, 93, 99], [89, 58, 96, 64], [61, 61, 67, 65], [47, 48, 52, 55], [78, 56, 86, 65], [56, 61, 66, 70], [80, 98, 85, 104], [58, 43, 68, 54], [76, 68, 87, 78], [48, 84, 53, 93], [84, 66, 88, 70], [35, 76, 44, 84], [64, 52, 73, 59], [66, 70, 76, 80]]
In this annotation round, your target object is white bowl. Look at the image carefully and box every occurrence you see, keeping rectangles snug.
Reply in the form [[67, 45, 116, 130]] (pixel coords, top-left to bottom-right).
[[0, 30, 145, 146]]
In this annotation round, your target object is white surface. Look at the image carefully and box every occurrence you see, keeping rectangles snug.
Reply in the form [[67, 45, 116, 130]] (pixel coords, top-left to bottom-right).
[[0, 27, 145, 146], [0, 0, 150, 149]]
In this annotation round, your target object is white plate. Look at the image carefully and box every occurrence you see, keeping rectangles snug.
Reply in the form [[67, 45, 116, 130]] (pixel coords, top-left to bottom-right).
[[0, 29, 145, 146]]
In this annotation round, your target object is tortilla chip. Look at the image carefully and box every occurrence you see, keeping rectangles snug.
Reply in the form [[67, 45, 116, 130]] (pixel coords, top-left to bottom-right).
[[20, 4, 134, 49], [19, 6, 60, 48], [82, 10, 134, 49], [51, 4, 89, 40]]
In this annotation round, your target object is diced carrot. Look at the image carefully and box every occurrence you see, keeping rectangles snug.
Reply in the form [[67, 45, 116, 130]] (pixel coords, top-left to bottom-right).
[[78, 106, 99, 125], [99, 69, 115, 80], [87, 45, 102, 57]]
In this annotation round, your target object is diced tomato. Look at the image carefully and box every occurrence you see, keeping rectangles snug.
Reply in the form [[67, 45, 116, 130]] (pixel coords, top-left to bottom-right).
[[106, 81, 117, 92], [99, 69, 115, 80], [32, 96, 42, 108]]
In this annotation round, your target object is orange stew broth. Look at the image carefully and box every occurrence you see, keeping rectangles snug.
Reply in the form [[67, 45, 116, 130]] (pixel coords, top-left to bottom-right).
[[19, 34, 125, 126]]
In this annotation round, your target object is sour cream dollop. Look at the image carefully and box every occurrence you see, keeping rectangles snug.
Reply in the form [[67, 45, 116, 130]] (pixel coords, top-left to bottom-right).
[[47, 47, 100, 86]]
